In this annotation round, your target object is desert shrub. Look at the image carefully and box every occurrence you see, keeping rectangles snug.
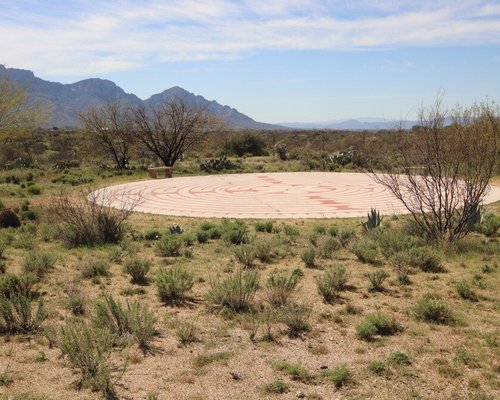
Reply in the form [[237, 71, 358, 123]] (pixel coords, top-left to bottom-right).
[[193, 351, 232, 368], [27, 185, 42, 195], [94, 294, 157, 350], [229, 132, 267, 156], [414, 293, 455, 325], [255, 221, 273, 233], [0, 274, 35, 298], [301, 247, 317, 268], [156, 266, 194, 304], [328, 225, 339, 237], [143, 229, 162, 241], [367, 270, 389, 291], [0, 242, 5, 259], [123, 257, 150, 284], [0, 260, 5, 274], [234, 244, 256, 268], [60, 319, 114, 396], [207, 226, 222, 239], [64, 281, 86, 316], [265, 270, 299, 307], [22, 251, 56, 280], [356, 312, 402, 341], [155, 234, 182, 257], [368, 360, 386, 375], [325, 363, 352, 388], [394, 263, 411, 285], [175, 320, 199, 346], [79, 257, 110, 279], [206, 269, 259, 312], [200, 154, 239, 172], [0, 294, 47, 334], [277, 301, 311, 338], [254, 240, 274, 263], [372, 227, 423, 258], [283, 224, 300, 237], [319, 236, 341, 259], [222, 220, 248, 245], [351, 239, 379, 264], [474, 212, 500, 237], [392, 247, 443, 272], [389, 351, 411, 365], [338, 228, 356, 247], [196, 230, 209, 243], [52, 188, 136, 246], [0, 200, 4, 210], [456, 280, 478, 301], [274, 361, 312, 382], [316, 264, 350, 303], [264, 380, 289, 394], [0, 209, 21, 229]]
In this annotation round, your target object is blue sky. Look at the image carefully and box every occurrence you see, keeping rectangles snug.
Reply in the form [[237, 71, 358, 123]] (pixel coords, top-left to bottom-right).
[[1, 0, 500, 123]]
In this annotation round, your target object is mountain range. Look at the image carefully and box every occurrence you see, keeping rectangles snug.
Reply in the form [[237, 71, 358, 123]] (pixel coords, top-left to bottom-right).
[[0, 65, 282, 130], [1, 64, 419, 131]]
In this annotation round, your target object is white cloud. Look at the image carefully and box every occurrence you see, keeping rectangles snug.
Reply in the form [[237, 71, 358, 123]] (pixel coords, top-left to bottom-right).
[[1, 0, 499, 76]]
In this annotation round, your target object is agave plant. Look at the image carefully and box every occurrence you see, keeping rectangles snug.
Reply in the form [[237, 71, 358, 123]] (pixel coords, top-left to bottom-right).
[[362, 208, 383, 232]]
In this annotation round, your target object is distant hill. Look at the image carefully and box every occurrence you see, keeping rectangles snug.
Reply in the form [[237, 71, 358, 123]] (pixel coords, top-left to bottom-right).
[[0, 65, 283, 130], [279, 118, 417, 130]]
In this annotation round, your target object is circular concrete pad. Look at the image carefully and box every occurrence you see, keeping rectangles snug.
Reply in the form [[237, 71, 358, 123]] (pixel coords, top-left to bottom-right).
[[99, 172, 500, 219]]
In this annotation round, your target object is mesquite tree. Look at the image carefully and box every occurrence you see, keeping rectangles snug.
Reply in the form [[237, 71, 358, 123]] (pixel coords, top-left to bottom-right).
[[80, 100, 134, 169], [370, 99, 499, 242], [131, 99, 220, 167]]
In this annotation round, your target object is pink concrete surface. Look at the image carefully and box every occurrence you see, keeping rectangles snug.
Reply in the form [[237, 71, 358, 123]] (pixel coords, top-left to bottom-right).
[[96, 172, 500, 219]]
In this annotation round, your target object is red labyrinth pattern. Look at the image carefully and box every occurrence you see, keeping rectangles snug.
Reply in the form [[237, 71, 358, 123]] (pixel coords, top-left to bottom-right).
[[95, 172, 500, 219]]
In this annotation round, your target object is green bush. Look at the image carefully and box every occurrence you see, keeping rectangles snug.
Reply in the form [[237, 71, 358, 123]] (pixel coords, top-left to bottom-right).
[[156, 266, 194, 304], [351, 239, 379, 264], [64, 282, 86, 316], [123, 257, 150, 284], [0, 274, 35, 298], [338, 228, 356, 247], [79, 257, 110, 279], [23, 251, 56, 280], [264, 380, 289, 394], [0, 260, 5, 275], [60, 319, 115, 396], [274, 361, 312, 382], [27, 185, 42, 195], [368, 360, 386, 375], [325, 363, 352, 388], [475, 212, 500, 237], [414, 293, 455, 325], [316, 264, 350, 303], [94, 294, 157, 350], [283, 224, 300, 237], [175, 320, 199, 346], [356, 312, 402, 341], [229, 132, 267, 156], [265, 270, 299, 307], [143, 229, 162, 241], [223, 221, 249, 245], [301, 247, 316, 268], [372, 227, 422, 258], [0, 294, 47, 334], [318, 237, 341, 259], [277, 301, 311, 338], [255, 221, 273, 233], [196, 230, 209, 243], [392, 247, 443, 272], [155, 234, 182, 257], [254, 240, 274, 263], [456, 280, 478, 301], [206, 269, 259, 312], [389, 351, 411, 365], [234, 244, 257, 268], [328, 225, 339, 237], [367, 270, 389, 292]]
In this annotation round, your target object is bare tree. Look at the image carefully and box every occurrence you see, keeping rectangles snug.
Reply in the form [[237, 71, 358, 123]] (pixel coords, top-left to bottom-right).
[[131, 99, 221, 167], [370, 99, 499, 242], [79, 100, 134, 169]]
